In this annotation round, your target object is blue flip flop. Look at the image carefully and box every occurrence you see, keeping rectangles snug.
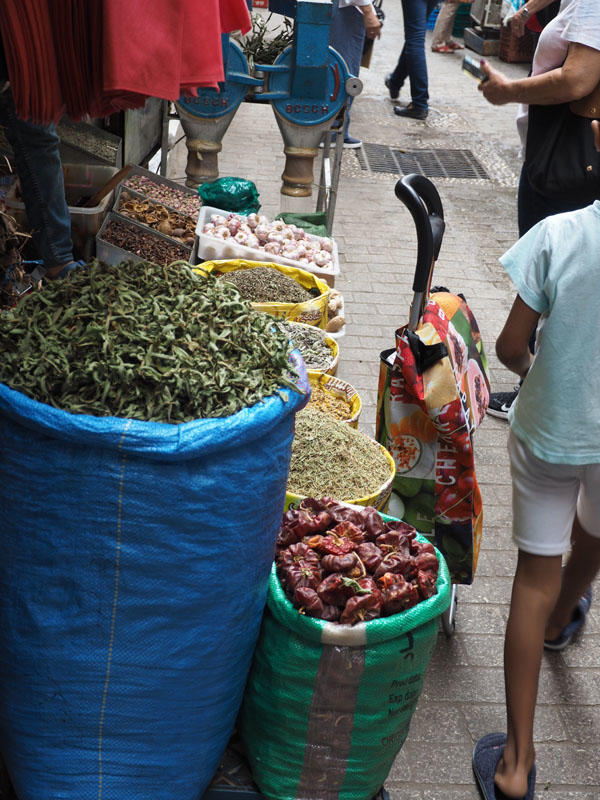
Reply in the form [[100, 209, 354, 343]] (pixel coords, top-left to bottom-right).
[[46, 259, 86, 280], [544, 586, 592, 651], [473, 733, 536, 800]]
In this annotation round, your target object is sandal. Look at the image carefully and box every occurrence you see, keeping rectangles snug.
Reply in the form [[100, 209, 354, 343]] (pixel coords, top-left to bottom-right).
[[544, 586, 592, 651], [473, 733, 536, 800], [431, 44, 454, 53], [447, 40, 464, 50]]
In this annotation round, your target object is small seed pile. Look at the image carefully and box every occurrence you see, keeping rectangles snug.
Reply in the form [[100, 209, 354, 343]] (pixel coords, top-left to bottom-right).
[[307, 381, 352, 421], [102, 218, 190, 264], [0, 260, 302, 423], [288, 408, 392, 500], [219, 267, 313, 304], [124, 175, 202, 217], [275, 320, 334, 371]]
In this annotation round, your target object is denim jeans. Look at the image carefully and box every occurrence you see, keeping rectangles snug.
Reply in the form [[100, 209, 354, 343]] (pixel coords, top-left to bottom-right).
[[330, 0, 366, 138], [0, 87, 73, 270], [390, 0, 438, 110]]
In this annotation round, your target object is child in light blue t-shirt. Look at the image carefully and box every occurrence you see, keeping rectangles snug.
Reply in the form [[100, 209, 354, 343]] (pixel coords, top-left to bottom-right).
[[472, 121, 600, 800]]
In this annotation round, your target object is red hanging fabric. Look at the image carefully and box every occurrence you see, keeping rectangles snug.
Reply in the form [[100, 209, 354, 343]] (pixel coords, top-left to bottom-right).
[[0, 0, 252, 125]]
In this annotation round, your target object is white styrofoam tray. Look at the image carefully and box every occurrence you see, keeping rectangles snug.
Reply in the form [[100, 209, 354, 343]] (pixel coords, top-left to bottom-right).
[[195, 206, 340, 285]]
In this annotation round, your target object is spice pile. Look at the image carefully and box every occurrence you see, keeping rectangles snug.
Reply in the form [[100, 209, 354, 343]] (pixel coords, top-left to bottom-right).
[[307, 381, 352, 422], [123, 174, 202, 217], [276, 498, 439, 624], [101, 218, 191, 265], [116, 192, 195, 245], [288, 408, 392, 500], [275, 320, 335, 372], [0, 260, 302, 422], [220, 266, 315, 304]]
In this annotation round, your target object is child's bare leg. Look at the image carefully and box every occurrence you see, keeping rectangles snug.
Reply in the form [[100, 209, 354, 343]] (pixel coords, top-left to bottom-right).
[[546, 514, 599, 639], [495, 550, 562, 798]]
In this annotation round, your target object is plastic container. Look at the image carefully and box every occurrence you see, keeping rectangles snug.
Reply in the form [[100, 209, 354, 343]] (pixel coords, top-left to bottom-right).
[[5, 163, 118, 260], [307, 371, 361, 427], [285, 442, 396, 513], [96, 211, 192, 266], [196, 206, 340, 288]]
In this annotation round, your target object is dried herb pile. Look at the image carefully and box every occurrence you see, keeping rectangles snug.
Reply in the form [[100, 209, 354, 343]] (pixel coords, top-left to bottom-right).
[[220, 267, 314, 304], [0, 260, 302, 423], [275, 320, 335, 372], [288, 409, 392, 501]]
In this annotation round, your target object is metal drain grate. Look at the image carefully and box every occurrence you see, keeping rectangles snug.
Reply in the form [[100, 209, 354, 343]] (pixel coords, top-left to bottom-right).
[[356, 144, 489, 179]]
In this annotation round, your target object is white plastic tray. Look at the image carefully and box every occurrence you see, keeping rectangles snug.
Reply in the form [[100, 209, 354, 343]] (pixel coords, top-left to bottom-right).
[[195, 206, 340, 287]]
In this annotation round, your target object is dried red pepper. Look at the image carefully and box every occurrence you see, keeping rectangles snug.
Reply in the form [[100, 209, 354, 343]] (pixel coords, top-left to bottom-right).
[[378, 573, 420, 614], [373, 552, 415, 580], [276, 499, 439, 625], [294, 586, 325, 617], [340, 592, 382, 624], [321, 551, 366, 579], [355, 542, 383, 573], [317, 573, 365, 606]]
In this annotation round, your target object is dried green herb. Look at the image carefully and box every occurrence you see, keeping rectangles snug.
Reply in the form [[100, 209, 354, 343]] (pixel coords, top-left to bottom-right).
[[242, 12, 294, 71], [275, 320, 335, 371], [288, 408, 392, 500], [0, 260, 303, 423], [220, 267, 313, 304]]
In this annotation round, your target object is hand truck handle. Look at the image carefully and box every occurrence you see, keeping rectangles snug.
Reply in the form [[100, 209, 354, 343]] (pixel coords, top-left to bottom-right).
[[394, 174, 445, 295]]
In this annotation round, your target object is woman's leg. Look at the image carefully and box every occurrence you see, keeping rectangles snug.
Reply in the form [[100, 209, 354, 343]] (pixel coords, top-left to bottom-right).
[[431, 2, 457, 49], [399, 0, 438, 110]]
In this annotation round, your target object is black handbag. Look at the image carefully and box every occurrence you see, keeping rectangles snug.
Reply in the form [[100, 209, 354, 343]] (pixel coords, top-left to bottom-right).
[[525, 83, 600, 205]]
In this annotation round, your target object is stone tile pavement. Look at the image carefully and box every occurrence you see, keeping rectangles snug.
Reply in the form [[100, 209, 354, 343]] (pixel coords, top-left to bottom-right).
[[167, 5, 600, 797]]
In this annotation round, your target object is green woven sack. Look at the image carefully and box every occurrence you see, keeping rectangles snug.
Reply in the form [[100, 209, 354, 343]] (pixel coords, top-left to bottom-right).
[[238, 538, 451, 800]]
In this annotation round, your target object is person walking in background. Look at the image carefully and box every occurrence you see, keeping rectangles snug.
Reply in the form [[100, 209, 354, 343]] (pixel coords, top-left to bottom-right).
[[472, 118, 600, 800], [329, 0, 382, 147], [431, 0, 470, 53], [477, 0, 600, 419], [384, 0, 438, 119]]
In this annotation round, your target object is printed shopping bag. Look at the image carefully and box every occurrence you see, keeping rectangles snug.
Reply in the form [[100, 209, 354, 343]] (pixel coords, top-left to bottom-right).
[[376, 291, 489, 584]]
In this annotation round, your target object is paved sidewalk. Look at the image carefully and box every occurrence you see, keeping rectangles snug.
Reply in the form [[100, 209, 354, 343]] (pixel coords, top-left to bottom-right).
[[169, 6, 600, 797]]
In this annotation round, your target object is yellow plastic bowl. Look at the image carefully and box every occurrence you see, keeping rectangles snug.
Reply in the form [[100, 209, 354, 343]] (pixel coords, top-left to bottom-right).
[[307, 371, 361, 428], [285, 441, 396, 513]]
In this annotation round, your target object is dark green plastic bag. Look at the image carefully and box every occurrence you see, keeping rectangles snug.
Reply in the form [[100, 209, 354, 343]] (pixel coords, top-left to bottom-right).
[[198, 177, 260, 215], [275, 212, 328, 237]]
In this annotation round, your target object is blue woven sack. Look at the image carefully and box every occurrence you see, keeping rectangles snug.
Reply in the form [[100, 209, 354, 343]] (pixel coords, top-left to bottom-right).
[[0, 374, 307, 800]]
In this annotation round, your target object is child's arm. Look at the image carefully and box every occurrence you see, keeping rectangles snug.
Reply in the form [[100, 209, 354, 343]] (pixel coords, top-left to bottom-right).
[[496, 296, 540, 380]]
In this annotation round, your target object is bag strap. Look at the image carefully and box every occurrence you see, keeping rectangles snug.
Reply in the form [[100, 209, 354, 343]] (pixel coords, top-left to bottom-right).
[[570, 81, 600, 118]]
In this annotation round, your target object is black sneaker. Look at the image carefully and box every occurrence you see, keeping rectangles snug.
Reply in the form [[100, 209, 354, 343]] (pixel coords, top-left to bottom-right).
[[486, 388, 519, 420], [384, 73, 400, 100]]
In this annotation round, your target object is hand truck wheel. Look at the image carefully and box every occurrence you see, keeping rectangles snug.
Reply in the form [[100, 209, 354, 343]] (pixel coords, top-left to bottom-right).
[[441, 583, 457, 637]]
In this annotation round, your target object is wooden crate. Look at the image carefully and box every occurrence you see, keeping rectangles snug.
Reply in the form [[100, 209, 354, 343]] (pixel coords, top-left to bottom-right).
[[499, 22, 535, 63]]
